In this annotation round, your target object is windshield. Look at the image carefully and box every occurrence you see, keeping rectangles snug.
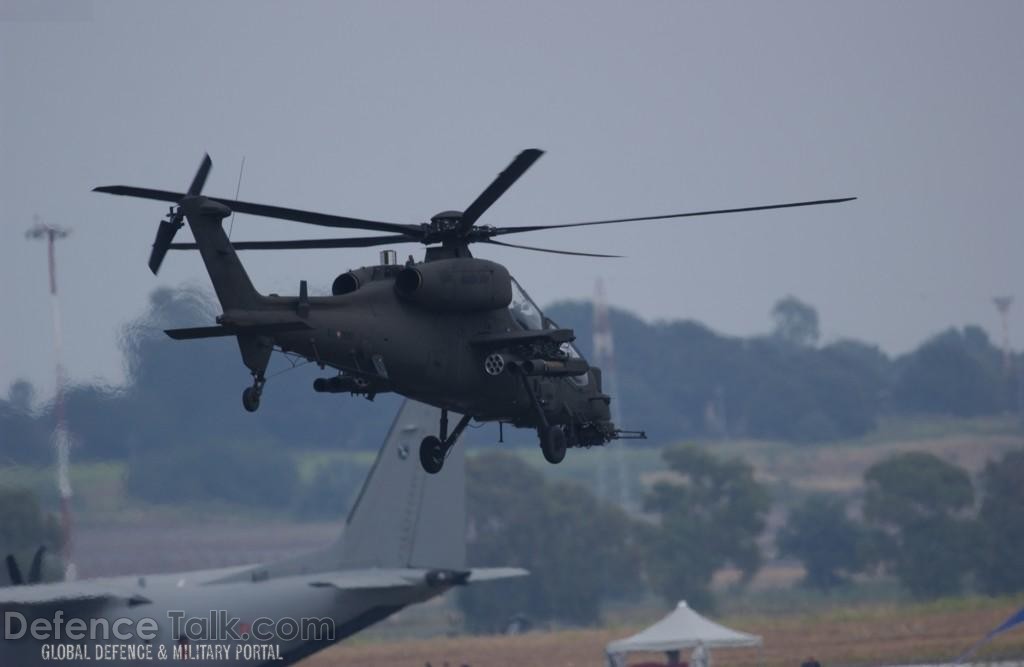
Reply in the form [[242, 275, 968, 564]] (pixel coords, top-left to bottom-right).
[[509, 278, 543, 331], [509, 279, 589, 387]]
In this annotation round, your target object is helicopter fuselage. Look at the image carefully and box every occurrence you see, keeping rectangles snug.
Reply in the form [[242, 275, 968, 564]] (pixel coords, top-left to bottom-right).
[[227, 259, 614, 443]]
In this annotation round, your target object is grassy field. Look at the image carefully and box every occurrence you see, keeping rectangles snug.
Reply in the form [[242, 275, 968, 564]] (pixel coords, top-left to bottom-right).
[[4, 414, 1019, 522], [306, 595, 1024, 667]]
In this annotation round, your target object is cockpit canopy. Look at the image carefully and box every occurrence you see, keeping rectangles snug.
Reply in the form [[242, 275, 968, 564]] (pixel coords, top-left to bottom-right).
[[510, 278, 544, 331], [509, 278, 588, 386]]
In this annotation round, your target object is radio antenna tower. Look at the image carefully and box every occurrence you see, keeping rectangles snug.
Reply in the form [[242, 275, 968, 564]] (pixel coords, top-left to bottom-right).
[[593, 279, 633, 511], [993, 296, 1014, 374], [26, 216, 76, 581]]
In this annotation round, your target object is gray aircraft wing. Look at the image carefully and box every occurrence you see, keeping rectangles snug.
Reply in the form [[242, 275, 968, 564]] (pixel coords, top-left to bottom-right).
[[307, 567, 528, 591], [0, 581, 151, 610], [1, 399, 527, 667]]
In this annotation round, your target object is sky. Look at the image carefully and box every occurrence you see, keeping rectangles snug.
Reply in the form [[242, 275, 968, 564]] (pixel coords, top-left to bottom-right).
[[2, 1, 1022, 399]]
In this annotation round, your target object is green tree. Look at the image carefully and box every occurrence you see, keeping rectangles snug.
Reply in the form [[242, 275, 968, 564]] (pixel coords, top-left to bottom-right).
[[976, 448, 1024, 595], [545, 301, 881, 445], [771, 296, 820, 347], [643, 445, 770, 610], [457, 453, 641, 632], [0, 380, 50, 465], [863, 452, 977, 598], [893, 326, 1006, 417], [776, 495, 868, 590]]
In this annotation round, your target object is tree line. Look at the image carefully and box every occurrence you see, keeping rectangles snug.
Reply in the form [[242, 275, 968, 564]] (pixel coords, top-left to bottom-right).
[[5, 441, 1022, 624], [3, 289, 1019, 466], [458, 445, 1024, 631], [549, 295, 1020, 444], [1, 289, 1019, 465]]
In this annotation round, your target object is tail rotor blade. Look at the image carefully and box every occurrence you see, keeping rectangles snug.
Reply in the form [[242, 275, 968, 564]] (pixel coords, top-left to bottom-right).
[[28, 546, 45, 584], [187, 154, 212, 196], [148, 218, 183, 274], [5, 554, 24, 586], [149, 154, 212, 274]]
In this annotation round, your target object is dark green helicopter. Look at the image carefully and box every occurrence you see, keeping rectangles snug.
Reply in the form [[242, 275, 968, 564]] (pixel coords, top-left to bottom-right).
[[95, 150, 853, 473]]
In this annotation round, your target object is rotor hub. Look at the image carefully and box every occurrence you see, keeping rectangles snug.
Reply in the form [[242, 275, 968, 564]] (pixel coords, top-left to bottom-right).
[[429, 210, 464, 232]]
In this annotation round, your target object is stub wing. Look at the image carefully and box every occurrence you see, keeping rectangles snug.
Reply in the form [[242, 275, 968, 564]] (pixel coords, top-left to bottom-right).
[[469, 328, 574, 350]]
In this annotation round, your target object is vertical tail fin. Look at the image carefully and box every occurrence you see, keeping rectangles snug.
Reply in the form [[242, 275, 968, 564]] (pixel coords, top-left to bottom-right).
[[339, 400, 466, 570], [179, 196, 262, 311]]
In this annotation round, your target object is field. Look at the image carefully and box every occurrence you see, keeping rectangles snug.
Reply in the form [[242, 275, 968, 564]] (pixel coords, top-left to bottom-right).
[[306, 596, 1024, 667], [3, 415, 1024, 665]]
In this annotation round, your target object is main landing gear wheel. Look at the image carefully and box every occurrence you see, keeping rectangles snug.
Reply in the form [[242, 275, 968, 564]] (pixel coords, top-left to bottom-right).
[[540, 425, 567, 464], [420, 435, 446, 475], [242, 386, 261, 412]]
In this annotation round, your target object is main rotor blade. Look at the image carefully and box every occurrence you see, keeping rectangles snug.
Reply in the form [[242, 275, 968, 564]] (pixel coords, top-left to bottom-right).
[[187, 154, 212, 196], [489, 196, 857, 236], [458, 149, 544, 235], [94, 186, 420, 236], [482, 239, 621, 258], [169, 234, 419, 251]]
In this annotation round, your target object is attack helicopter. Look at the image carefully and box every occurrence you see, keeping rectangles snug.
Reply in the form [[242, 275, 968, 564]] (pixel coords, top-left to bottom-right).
[[95, 150, 853, 473]]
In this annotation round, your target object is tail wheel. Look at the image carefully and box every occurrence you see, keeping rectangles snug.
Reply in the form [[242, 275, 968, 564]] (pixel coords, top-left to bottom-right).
[[419, 435, 446, 474], [540, 425, 567, 464]]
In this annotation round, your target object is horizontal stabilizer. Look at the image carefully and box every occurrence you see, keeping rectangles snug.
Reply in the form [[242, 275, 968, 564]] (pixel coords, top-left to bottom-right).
[[165, 321, 313, 340], [306, 566, 528, 591]]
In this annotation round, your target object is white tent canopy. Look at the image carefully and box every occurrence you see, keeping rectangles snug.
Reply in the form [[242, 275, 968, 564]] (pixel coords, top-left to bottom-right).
[[606, 600, 762, 659]]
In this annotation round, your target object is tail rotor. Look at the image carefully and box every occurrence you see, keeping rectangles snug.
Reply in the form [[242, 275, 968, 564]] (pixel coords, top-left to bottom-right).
[[147, 154, 212, 274]]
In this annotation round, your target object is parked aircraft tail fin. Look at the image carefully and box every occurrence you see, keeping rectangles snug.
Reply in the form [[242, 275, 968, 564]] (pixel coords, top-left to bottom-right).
[[338, 400, 466, 570], [216, 399, 518, 585]]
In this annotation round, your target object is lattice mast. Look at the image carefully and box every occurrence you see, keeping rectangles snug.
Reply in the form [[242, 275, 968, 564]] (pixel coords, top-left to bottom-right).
[[993, 296, 1014, 374], [593, 279, 632, 510], [25, 217, 76, 580]]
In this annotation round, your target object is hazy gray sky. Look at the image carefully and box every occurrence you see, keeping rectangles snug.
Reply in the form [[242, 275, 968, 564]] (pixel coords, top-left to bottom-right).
[[2, 1, 1022, 399]]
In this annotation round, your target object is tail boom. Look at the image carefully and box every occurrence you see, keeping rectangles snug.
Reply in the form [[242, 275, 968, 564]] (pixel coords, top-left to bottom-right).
[[178, 195, 263, 311]]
